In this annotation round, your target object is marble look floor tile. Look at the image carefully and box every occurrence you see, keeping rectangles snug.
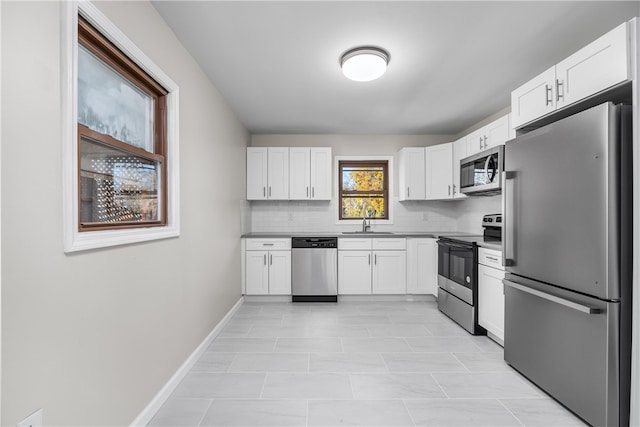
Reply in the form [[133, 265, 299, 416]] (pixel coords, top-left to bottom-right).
[[342, 337, 412, 352], [218, 321, 253, 337], [406, 336, 484, 352], [306, 324, 370, 338], [453, 352, 511, 372], [405, 399, 522, 426], [247, 324, 308, 338], [191, 352, 236, 372], [350, 373, 446, 399], [501, 398, 588, 426], [367, 323, 432, 337], [172, 372, 266, 398], [337, 314, 391, 324], [308, 400, 414, 426], [232, 312, 285, 321], [208, 337, 276, 352], [432, 372, 542, 398], [382, 352, 468, 372], [470, 335, 504, 352], [275, 337, 343, 352], [424, 322, 470, 336], [309, 352, 388, 372], [261, 373, 353, 399], [228, 352, 309, 372], [147, 398, 211, 426], [200, 399, 307, 426]]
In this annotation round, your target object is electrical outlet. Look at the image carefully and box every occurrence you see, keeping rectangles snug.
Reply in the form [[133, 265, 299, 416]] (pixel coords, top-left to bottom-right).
[[17, 409, 43, 427]]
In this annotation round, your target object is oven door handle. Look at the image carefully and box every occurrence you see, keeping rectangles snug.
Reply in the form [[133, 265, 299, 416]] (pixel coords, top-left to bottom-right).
[[438, 241, 472, 250], [503, 279, 601, 315]]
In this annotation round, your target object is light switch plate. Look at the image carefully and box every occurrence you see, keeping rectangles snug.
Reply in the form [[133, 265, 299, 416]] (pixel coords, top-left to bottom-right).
[[17, 409, 43, 427]]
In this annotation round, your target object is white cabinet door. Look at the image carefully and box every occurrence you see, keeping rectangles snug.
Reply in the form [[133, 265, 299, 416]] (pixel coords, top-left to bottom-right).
[[372, 250, 407, 294], [511, 66, 556, 129], [246, 148, 268, 200], [406, 238, 437, 295], [398, 147, 426, 201], [268, 251, 292, 295], [556, 22, 628, 109], [484, 114, 511, 148], [466, 127, 486, 157], [289, 147, 311, 200], [478, 264, 506, 342], [452, 137, 467, 199], [425, 142, 453, 200], [245, 250, 269, 295], [310, 147, 332, 200], [338, 250, 372, 294], [267, 147, 289, 200]]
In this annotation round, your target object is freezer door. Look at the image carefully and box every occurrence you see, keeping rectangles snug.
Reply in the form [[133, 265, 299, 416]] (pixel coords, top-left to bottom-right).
[[504, 274, 622, 427], [504, 102, 621, 300]]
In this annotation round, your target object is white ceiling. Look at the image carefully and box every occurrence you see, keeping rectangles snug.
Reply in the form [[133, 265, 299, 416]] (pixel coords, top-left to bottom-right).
[[152, 1, 639, 135]]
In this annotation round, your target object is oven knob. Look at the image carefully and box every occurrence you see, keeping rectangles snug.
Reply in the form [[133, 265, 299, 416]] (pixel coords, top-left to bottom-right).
[[466, 276, 471, 283]]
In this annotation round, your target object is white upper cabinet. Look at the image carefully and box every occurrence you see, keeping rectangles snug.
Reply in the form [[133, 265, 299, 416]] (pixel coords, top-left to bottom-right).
[[466, 114, 512, 157], [289, 147, 332, 200], [512, 22, 629, 129], [267, 147, 289, 200], [452, 136, 467, 199], [310, 147, 332, 200], [246, 147, 289, 200], [398, 147, 426, 201], [289, 147, 311, 200], [425, 142, 454, 200]]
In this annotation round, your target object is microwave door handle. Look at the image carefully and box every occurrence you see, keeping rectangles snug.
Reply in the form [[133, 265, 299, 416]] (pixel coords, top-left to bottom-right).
[[502, 170, 516, 267], [484, 155, 492, 183]]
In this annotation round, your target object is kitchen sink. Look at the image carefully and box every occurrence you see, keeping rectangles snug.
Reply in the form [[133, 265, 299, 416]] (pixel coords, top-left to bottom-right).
[[341, 231, 394, 235]]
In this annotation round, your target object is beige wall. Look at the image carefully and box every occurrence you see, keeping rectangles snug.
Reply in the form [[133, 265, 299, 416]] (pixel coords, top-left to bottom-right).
[[1, 1, 248, 425]]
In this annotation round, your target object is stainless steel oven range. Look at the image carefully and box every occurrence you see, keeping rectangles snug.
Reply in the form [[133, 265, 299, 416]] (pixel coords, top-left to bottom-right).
[[436, 237, 484, 335]]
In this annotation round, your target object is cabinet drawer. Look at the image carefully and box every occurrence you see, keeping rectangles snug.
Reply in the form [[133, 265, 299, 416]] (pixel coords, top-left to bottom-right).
[[338, 238, 372, 251], [478, 247, 503, 269], [245, 238, 291, 251], [372, 238, 406, 250]]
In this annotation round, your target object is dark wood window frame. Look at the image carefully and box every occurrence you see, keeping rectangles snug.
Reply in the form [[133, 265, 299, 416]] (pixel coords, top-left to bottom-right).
[[338, 160, 389, 220], [78, 16, 168, 231]]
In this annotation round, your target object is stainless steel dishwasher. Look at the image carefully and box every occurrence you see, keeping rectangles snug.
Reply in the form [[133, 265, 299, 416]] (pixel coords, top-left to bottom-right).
[[291, 237, 338, 302]]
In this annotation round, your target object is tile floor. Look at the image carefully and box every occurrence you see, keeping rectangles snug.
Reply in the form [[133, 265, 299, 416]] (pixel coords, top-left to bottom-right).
[[148, 300, 588, 426]]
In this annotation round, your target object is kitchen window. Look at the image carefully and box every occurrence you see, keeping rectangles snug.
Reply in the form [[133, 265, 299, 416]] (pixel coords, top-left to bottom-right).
[[63, 2, 180, 252], [338, 160, 389, 220]]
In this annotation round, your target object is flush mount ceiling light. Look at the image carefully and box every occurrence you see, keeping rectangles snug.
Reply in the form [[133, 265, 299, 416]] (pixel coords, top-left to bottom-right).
[[340, 47, 389, 82]]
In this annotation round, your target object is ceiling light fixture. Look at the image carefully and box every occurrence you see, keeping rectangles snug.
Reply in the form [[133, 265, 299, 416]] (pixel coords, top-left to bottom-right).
[[340, 47, 389, 82]]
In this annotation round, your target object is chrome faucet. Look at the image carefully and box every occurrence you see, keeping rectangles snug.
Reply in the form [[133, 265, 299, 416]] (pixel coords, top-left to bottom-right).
[[362, 202, 373, 232]]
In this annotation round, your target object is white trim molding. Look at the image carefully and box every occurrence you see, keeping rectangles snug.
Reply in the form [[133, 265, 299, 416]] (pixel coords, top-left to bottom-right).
[[129, 297, 244, 427], [61, 1, 180, 252], [334, 155, 394, 225]]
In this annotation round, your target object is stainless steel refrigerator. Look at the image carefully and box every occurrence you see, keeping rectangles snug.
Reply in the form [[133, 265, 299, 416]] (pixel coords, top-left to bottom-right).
[[503, 102, 632, 427]]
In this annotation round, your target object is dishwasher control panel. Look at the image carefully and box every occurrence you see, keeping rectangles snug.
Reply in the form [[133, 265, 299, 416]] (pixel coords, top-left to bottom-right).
[[291, 237, 338, 249]]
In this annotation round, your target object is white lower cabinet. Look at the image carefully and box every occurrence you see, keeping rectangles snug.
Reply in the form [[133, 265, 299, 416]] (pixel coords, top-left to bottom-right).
[[338, 238, 406, 295], [477, 247, 505, 343], [406, 238, 438, 295], [244, 239, 292, 295]]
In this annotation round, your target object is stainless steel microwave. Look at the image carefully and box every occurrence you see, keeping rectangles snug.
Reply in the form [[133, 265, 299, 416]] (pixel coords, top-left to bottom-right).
[[460, 145, 504, 196]]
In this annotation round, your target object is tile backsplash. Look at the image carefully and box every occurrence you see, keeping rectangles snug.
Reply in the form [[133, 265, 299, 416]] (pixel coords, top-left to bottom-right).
[[248, 195, 501, 234]]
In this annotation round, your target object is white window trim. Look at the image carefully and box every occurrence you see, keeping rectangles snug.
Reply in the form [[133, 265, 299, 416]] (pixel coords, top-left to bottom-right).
[[334, 155, 394, 225], [62, 1, 180, 253]]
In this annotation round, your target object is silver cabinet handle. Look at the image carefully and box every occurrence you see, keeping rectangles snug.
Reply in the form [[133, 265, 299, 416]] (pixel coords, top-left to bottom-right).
[[374, 254, 377, 265], [479, 137, 483, 150], [486, 256, 499, 262], [448, 185, 451, 196], [263, 254, 267, 265], [312, 187, 315, 198], [368, 254, 371, 265], [263, 243, 274, 246], [483, 136, 488, 149], [269, 187, 272, 197], [263, 187, 266, 197], [452, 184, 456, 194], [545, 84, 553, 106], [556, 80, 564, 102], [407, 187, 410, 198], [504, 279, 601, 314], [270, 254, 272, 265], [306, 187, 309, 197]]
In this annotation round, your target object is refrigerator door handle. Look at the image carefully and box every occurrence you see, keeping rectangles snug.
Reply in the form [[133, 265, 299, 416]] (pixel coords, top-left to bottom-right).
[[503, 279, 602, 314], [502, 170, 516, 266]]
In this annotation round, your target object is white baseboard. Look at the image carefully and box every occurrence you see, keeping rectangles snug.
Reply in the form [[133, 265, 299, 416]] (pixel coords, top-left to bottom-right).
[[129, 296, 244, 426]]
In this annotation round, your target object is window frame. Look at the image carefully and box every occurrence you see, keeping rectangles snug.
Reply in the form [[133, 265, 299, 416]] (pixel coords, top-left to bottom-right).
[[334, 156, 394, 225], [63, 1, 180, 252], [338, 160, 390, 221]]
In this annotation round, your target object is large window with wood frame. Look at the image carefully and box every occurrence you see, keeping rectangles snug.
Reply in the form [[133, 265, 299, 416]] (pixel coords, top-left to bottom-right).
[[339, 160, 389, 220], [77, 17, 168, 231]]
